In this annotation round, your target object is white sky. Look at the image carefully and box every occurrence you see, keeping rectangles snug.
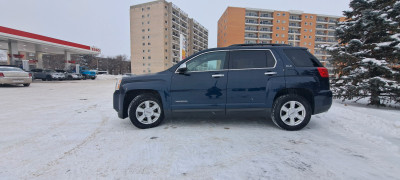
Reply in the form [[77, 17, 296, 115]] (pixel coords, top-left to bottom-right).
[[0, 0, 350, 57]]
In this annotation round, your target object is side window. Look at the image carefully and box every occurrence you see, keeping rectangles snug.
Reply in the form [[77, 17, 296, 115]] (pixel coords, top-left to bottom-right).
[[186, 52, 226, 72], [283, 49, 321, 67], [230, 50, 275, 69]]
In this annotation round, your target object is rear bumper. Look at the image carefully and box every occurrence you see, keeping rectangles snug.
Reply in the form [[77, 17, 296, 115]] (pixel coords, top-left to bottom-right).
[[0, 77, 32, 84], [313, 90, 332, 114]]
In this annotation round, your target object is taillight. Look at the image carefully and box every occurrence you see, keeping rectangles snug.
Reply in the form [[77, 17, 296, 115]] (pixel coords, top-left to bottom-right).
[[0, 72, 4, 77], [317, 67, 329, 78], [29, 73, 32, 77]]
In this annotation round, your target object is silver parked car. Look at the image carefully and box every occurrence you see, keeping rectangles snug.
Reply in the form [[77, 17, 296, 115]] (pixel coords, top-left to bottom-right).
[[0, 66, 32, 87]]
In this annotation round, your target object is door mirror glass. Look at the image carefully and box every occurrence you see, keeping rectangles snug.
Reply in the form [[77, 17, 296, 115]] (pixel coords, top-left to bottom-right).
[[176, 63, 187, 74]]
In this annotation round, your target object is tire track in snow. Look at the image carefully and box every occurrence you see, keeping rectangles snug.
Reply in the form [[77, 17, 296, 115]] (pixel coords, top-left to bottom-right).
[[30, 114, 109, 177]]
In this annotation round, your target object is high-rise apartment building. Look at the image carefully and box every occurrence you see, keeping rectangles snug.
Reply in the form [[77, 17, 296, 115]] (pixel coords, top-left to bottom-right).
[[218, 7, 345, 65], [130, 0, 208, 74]]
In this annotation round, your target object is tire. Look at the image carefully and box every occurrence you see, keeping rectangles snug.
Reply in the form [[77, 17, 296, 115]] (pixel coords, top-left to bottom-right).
[[42, 78, 46, 81], [46, 75, 52, 81], [271, 94, 312, 131], [91, 77, 96, 80], [67, 76, 73, 80], [128, 93, 164, 129], [23, 83, 30, 87], [83, 75, 87, 80]]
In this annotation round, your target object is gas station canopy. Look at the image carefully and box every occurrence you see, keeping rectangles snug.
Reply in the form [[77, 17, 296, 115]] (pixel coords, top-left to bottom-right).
[[0, 26, 101, 69]]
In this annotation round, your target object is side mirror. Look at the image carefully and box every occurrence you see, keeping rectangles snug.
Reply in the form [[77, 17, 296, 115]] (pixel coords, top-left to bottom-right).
[[176, 63, 187, 74]]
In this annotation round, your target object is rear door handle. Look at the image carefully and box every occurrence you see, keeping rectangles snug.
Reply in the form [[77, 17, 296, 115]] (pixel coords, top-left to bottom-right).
[[212, 74, 224, 78], [264, 72, 277, 76]]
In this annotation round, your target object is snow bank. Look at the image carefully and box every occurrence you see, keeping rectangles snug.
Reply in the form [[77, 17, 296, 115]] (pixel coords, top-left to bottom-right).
[[96, 74, 122, 80]]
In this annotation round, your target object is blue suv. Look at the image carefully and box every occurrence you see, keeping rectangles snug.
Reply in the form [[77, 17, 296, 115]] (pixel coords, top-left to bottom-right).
[[113, 44, 332, 130]]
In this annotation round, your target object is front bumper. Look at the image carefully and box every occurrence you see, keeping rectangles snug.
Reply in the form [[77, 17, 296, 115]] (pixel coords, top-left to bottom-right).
[[313, 90, 333, 114], [0, 77, 32, 84], [113, 90, 125, 119]]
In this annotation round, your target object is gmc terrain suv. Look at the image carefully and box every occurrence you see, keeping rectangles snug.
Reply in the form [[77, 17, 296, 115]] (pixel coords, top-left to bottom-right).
[[113, 44, 332, 130]]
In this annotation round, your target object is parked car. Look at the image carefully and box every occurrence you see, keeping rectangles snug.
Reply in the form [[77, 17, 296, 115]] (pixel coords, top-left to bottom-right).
[[55, 70, 83, 80], [0, 66, 32, 86], [113, 44, 332, 130], [80, 66, 97, 80], [31, 69, 66, 81]]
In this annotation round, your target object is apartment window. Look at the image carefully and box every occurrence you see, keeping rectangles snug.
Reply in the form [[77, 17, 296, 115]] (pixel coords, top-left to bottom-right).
[[142, 8, 144, 11], [148, 63, 151, 66], [305, 22, 308, 25], [304, 42, 307, 45], [142, 22, 144, 25], [276, 27, 280, 30], [142, 29, 145, 32], [165, 49, 168, 52], [276, 34, 279, 37], [305, 15, 308, 18], [148, 28, 150, 32], [147, 14, 150, 17], [165, 56, 168, 59], [165, 42, 167, 45], [310, 29, 313, 32], [148, 56, 151, 59], [276, 41, 279, 43], [143, 63, 145, 66], [309, 36, 312, 38], [282, 20, 286, 23], [148, 42, 151, 45], [147, 21, 150, 24], [142, 36, 145, 39], [142, 43, 145, 46], [165, 21, 168, 24], [277, 13, 280, 16], [304, 29, 308, 32], [143, 50, 145, 53], [148, 35, 150, 39], [282, 41, 285, 43], [147, 7, 150, 10], [310, 16, 313, 19], [165, 6, 167, 9], [277, 20, 280, 23], [148, 70, 151, 72], [148, 49, 150, 52], [309, 42, 312, 45], [143, 70, 145, 73], [165, 13, 167, 16], [142, 15, 144, 18], [282, 13, 286, 16], [310, 22, 313, 25], [282, 27, 285, 30], [143, 57, 145, 59], [165, 28, 167, 31]]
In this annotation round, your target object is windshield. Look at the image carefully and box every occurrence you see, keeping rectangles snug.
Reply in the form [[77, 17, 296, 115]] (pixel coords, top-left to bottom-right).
[[44, 70, 56, 73]]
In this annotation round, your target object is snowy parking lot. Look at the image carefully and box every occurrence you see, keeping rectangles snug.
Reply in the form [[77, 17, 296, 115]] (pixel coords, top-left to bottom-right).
[[1, 78, 400, 179]]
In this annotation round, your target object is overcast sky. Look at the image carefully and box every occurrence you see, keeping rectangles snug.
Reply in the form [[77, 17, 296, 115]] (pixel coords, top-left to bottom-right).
[[0, 0, 350, 57]]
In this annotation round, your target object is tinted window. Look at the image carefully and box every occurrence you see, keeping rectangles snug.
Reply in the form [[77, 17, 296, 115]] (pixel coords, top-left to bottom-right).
[[283, 49, 321, 67], [230, 50, 275, 69], [186, 51, 226, 72]]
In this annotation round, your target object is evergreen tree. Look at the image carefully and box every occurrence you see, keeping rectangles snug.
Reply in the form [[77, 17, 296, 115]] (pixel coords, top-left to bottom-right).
[[327, 0, 400, 106]]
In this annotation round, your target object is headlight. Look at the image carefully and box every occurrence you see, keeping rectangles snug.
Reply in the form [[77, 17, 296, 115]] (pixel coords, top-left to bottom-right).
[[115, 79, 122, 90]]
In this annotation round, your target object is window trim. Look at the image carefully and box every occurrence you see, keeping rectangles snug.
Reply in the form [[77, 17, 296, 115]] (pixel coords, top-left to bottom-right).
[[174, 49, 278, 73]]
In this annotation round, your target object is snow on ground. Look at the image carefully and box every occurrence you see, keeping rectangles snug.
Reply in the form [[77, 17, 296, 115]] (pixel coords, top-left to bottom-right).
[[1, 80, 399, 179]]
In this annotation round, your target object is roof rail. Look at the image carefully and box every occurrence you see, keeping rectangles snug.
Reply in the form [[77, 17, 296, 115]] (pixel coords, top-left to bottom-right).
[[229, 43, 291, 47]]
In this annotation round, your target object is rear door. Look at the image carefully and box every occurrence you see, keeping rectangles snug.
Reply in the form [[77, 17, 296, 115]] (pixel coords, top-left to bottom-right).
[[226, 49, 284, 111]]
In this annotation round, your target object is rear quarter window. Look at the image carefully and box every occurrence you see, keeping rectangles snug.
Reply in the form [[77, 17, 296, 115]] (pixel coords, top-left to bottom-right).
[[230, 50, 275, 69], [283, 49, 321, 67]]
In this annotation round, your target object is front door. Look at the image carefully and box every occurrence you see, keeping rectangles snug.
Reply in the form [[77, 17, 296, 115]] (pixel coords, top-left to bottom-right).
[[170, 51, 228, 112]]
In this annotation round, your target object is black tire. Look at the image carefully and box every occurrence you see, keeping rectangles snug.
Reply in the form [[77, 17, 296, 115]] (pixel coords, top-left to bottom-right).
[[271, 94, 312, 131], [83, 75, 87, 80], [42, 78, 46, 81], [23, 83, 30, 87], [91, 77, 96, 80], [46, 75, 52, 81], [128, 93, 164, 129], [67, 76, 73, 80]]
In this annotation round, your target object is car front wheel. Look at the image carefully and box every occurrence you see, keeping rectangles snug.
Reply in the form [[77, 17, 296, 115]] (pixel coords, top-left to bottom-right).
[[128, 94, 164, 129], [271, 94, 311, 131]]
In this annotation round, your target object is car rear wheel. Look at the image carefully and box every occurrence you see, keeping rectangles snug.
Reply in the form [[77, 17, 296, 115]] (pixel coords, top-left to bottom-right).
[[46, 75, 52, 81], [271, 94, 311, 131], [128, 94, 164, 129]]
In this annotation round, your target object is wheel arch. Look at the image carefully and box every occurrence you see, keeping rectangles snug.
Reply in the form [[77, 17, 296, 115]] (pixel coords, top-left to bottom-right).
[[123, 89, 163, 119], [273, 88, 315, 114]]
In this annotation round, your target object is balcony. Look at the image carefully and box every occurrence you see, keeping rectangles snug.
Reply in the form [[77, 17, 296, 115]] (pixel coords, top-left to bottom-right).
[[260, 28, 272, 32], [289, 17, 301, 21], [259, 35, 272, 39], [259, 21, 273, 26], [317, 19, 328, 23], [288, 30, 300, 34], [260, 14, 273, 19], [245, 20, 258, 24], [245, 12, 258, 17], [329, 20, 337, 24], [245, 27, 258, 32], [289, 23, 301, 28]]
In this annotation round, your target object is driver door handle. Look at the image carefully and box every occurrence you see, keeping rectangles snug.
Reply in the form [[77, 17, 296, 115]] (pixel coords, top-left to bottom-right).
[[212, 74, 224, 78], [264, 72, 277, 76]]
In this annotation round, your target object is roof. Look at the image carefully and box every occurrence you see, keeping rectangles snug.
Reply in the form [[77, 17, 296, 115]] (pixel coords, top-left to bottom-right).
[[0, 26, 100, 55]]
